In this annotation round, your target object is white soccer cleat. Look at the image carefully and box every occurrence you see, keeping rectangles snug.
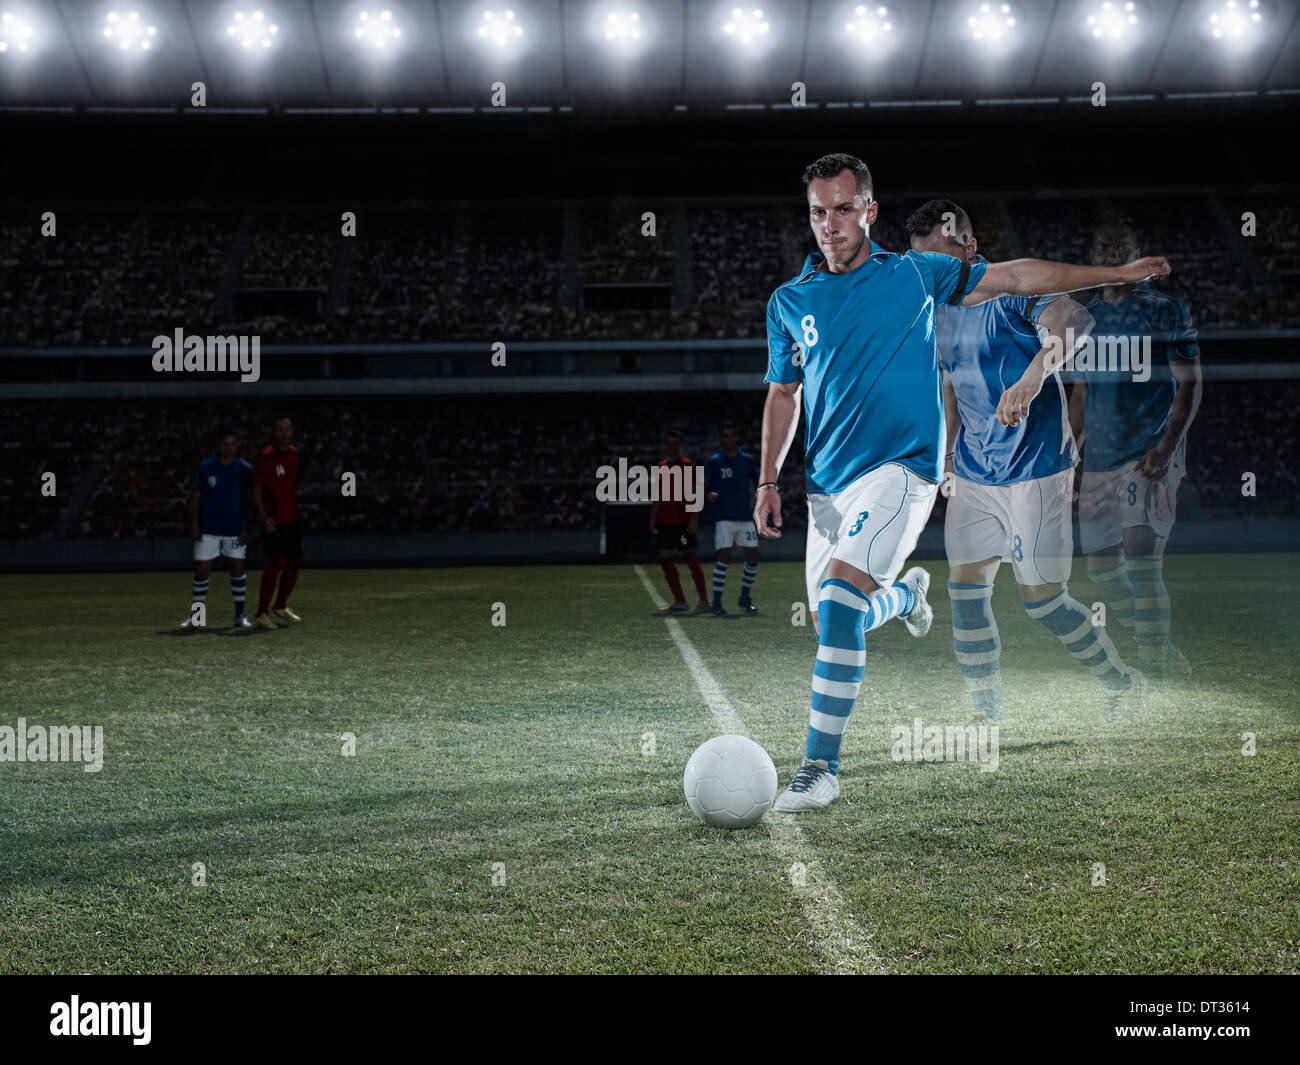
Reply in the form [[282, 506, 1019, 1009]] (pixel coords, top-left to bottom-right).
[[899, 566, 933, 638], [233, 615, 254, 629], [772, 758, 840, 812], [179, 616, 205, 630]]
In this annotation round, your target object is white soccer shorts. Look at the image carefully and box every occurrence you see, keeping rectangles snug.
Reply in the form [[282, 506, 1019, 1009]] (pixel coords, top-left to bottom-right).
[[805, 462, 938, 610], [715, 519, 759, 551], [944, 468, 1075, 586], [1078, 443, 1185, 555], [194, 534, 247, 561]]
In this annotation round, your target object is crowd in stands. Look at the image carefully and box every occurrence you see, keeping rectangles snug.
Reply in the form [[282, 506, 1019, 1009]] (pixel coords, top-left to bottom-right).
[[1, 384, 1294, 545], [2, 190, 1297, 348]]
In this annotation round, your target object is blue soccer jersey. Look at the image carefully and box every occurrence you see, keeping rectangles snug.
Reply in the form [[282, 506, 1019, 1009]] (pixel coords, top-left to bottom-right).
[[936, 258, 1077, 486], [1078, 282, 1199, 473], [194, 455, 252, 536], [766, 242, 987, 493], [706, 449, 759, 521]]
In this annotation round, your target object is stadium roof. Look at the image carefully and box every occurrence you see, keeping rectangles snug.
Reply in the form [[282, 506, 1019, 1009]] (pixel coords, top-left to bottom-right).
[[0, 0, 1296, 112]]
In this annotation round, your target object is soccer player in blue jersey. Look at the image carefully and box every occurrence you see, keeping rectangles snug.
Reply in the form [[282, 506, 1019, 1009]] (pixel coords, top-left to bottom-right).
[[906, 199, 1139, 720], [181, 429, 254, 630], [1073, 211, 1202, 685], [705, 423, 761, 616], [756, 154, 1171, 811]]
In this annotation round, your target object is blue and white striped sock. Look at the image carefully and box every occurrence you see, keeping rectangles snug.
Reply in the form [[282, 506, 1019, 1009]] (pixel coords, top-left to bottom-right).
[[948, 582, 1004, 717], [1024, 585, 1130, 692], [231, 573, 247, 619], [191, 576, 209, 605], [1089, 561, 1136, 637], [1127, 556, 1171, 673], [806, 578, 913, 775], [739, 563, 757, 602], [711, 561, 728, 606]]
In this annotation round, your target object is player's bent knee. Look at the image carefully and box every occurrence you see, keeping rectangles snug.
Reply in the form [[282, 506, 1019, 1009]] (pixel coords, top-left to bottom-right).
[[950, 558, 999, 585], [1020, 581, 1063, 605], [826, 558, 879, 597]]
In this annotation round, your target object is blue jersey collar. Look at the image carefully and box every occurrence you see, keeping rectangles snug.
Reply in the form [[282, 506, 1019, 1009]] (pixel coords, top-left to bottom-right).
[[802, 239, 890, 276]]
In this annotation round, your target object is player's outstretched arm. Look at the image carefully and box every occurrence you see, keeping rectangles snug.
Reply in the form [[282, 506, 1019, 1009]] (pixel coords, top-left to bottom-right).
[[996, 297, 1093, 427], [252, 483, 275, 532], [964, 256, 1170, 307], [942, 369, 961, 470], [1135, 356, 1203, 480], [756, 381, 801, 539], [1068, 380, 1087, 451], [188, 490, 202, 541]]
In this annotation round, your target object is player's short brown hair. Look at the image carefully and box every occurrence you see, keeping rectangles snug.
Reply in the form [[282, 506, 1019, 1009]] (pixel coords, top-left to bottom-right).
[[1092, 210, 1142, 249], [905, 198, 973, 243], [802, 153, 873, 200]]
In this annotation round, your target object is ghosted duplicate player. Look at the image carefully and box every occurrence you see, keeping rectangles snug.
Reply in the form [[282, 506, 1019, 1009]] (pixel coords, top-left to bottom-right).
[[1073, 211, 1202, 686], [906, 198, 1140, 722], [181, 428, 254, 630], [650, 430, 711, 616], [756, 153, 1172, 812], [252, 415, 304, 629]]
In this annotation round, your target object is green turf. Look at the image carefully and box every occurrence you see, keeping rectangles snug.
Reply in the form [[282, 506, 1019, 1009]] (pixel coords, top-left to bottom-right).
[[0, 555, 1297, 973]]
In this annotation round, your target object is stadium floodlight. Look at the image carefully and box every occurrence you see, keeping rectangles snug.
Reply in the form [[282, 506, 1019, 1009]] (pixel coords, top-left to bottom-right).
[[225, 8, 281, 51], [586, 4, 653, 57], [1081, 0, 1140, 44], [1204, 0, 1269, 45], [720, 5, 774, 56], [475, 8, 525, 51], [964, 1, 1019, 44], [603, 9, 641, 43], [843, 3, 896, 48], [0, 9, 37, 55], [352, 8, 402, 51], [101, 10, 159, 53]]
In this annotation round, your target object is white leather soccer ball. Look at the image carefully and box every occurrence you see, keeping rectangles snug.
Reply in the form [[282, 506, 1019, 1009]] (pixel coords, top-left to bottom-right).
[[683, 734, 778, 829]]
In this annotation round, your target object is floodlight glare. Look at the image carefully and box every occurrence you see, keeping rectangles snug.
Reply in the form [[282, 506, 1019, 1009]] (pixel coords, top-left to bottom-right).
[[0, 10, 36, 54], [723, 7, 770, 47], [1083, 0, 1139, 42], [354, 9, 402, 50], [844, 4, 895, 45], [226, 9, 280, 51], [1206, 0, 1266, 42], [477, 8, 524, 49], [966, 1, 1017, 42], [604, 10, 641, 43], [102, 10, 159, 53]]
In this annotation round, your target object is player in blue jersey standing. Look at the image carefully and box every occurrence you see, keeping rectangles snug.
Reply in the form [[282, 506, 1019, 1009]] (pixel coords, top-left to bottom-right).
[[180, 429, 254, 630], [705, 422, 761, 616], [906, 199, 1139, 721], [756, 154, 1172, 811], [1073, 211, 1202, 686]]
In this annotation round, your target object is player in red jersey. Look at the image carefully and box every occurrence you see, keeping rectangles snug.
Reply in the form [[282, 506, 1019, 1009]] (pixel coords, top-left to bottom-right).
[[649, 430, 711, 615], [252, 414, 304, 629]]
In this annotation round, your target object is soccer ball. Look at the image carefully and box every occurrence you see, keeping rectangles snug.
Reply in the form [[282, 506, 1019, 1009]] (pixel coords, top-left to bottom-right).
[[683, 734, 778, 829]]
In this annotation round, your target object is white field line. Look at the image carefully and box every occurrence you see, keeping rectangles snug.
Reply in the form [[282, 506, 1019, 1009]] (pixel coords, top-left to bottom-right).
[[634, 565, 888, 975]]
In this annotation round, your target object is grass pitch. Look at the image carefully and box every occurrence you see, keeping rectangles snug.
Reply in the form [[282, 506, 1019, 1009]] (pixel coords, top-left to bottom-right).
[[1, 554, 1297, 974]]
